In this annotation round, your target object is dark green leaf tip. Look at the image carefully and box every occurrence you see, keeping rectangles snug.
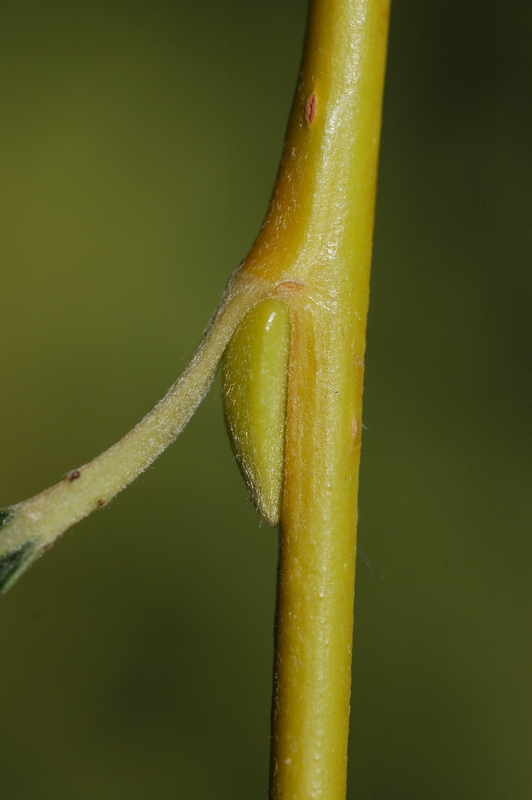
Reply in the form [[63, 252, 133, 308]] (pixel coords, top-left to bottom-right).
[[0, 507, 14, 528], [0, 541, 36, 596]]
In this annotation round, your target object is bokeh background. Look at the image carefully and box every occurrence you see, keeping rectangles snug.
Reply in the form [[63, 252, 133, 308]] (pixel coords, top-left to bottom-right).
[[1, 2, 530, 798]]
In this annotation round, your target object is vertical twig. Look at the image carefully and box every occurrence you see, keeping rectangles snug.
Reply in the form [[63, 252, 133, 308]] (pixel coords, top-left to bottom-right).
[[259, 2, 390, 796], [1, 5, 390, 795]]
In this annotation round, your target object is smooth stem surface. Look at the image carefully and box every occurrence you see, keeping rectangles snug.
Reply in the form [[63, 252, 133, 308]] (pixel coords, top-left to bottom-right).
[[1, 3, 390, 795], [241, 1, 390, 797]]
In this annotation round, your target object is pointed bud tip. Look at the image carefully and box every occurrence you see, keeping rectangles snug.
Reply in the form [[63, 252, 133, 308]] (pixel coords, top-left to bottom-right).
[[222, 299, 290, 527]]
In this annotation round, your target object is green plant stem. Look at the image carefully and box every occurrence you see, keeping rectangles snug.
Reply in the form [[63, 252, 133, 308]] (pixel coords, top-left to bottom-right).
[[1, 3, 390, 797], [0, 272, 265, 587], [257, 1, 390, 797]]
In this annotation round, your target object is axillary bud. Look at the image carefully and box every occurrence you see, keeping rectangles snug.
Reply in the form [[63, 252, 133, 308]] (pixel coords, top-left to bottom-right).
[[222, 299, 290, 526]]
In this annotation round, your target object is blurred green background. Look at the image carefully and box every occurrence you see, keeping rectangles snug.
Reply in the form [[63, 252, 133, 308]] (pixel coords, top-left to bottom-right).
[[0, 2, 530, 798]]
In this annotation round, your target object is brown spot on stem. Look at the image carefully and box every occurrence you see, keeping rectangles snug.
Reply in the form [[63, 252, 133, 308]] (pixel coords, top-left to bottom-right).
[[66, 470, 80, 482], [97, 499, 106, 508], [276, 280, 305, 294], [305, 93, 317, 125]]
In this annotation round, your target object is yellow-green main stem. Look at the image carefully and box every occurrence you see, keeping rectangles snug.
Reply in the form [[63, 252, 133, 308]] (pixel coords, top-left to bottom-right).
[[238, 1, 390, 796], [0, 4, 389, 793]]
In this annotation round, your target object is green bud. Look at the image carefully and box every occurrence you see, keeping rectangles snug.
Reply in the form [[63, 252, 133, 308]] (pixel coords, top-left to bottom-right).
[[222, 299, 290, 526]]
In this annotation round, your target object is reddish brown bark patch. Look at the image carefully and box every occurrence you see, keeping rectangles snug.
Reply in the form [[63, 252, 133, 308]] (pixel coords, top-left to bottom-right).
[[305, 93, 317, 125]]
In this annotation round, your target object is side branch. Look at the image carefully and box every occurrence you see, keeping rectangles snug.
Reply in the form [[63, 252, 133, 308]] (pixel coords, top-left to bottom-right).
[[0, 272, 266, 595]]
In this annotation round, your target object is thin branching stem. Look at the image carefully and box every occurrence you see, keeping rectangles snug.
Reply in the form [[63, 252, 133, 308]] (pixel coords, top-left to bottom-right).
[[1, 4, 390, 798]]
